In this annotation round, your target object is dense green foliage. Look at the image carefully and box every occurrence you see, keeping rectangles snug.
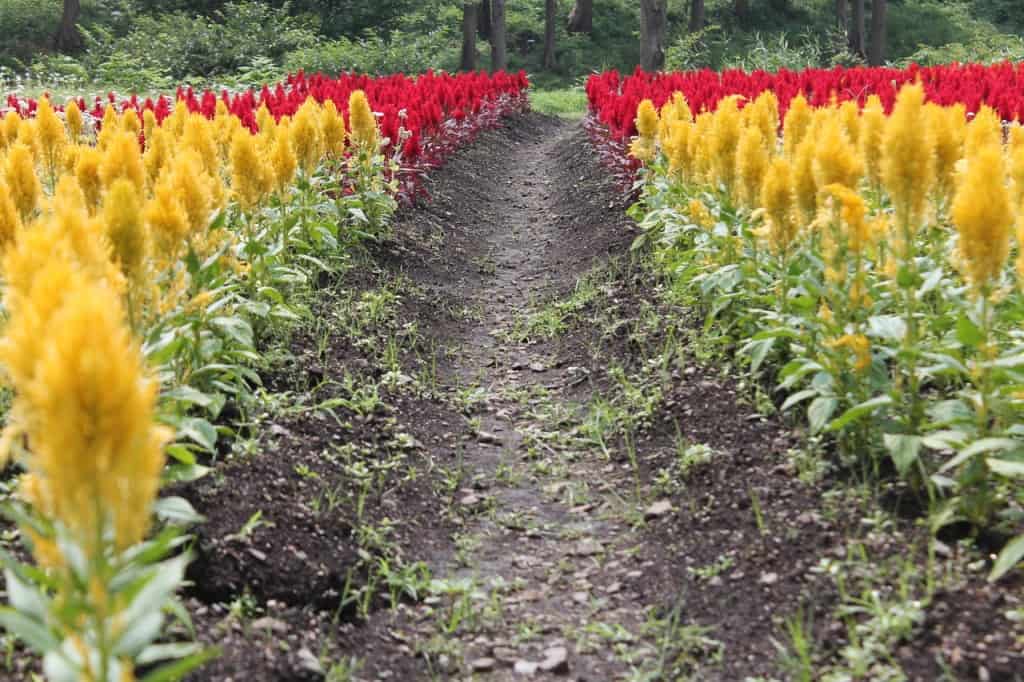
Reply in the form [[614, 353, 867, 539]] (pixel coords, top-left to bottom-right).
[[1, 1, 1024, 91]]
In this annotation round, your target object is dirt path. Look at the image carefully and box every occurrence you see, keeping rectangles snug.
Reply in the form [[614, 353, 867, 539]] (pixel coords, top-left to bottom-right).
[[358, 115, 666, 679]]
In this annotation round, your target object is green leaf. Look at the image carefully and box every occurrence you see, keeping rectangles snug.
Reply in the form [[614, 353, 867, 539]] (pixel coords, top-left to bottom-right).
[[176, 417, 218, 452], [867, 315, 907, 342], [121, 554, 190, 628], [745, 337, 775, 373], [956, 315, 984, 349], [780, 389, 818, 412], [988, 458, 1024, 479], [210, 316, 254, 348], [989, 534, 1024, 582], [941, 437, 1021, 473], [4, 568, 47, 621], [153, 497, 204, 525], [921, 430, 969, 451], [114, 610, 164, 657], [0, 608, 58, 653], [883, 434, 922, 476], [164, 444, 197, 466], [808, 396, 838, 434], [137, 642, 204, 666], [164, 386, 214, 408], [828, 395, 893, 432], [163, 463, 211, 484], [138, 647, 221, 682]]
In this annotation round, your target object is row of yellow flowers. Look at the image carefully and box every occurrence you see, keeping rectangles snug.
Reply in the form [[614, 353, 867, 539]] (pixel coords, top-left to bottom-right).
[[0, 90, 382, 680], [632, 83, 1021, 286], [628, 82, 1024, 581]]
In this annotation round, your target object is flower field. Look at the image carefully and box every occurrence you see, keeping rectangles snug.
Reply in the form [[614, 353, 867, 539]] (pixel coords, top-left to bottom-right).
[[588, 63, 1024, 592], [0, 69, 527, 679]]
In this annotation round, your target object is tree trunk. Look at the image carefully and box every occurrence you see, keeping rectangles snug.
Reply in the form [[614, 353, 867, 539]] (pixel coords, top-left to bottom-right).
[[567, 0, 593, 34], [543, 0, 557, 70], [734, 0, 750, 23], [848, 0, 865, 56], [53, 0, 83, 53], [491, 0, 508, 71], [640, 0, 668, 72], [478, 0, 492, 39], [689, 0, 705, 32], [461, 2, 479, 71], [835, 0, 848, 32], [868, 0, 887, 65]]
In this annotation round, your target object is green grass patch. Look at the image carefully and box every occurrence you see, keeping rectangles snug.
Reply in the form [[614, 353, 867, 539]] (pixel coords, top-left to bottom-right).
[[530, 88, 588, 119]]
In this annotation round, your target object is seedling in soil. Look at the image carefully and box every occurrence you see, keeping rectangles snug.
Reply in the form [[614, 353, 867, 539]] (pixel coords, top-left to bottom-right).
[[227, 510, 268, 542], [687, 554, 735, 582], [749, 485, 768, 536]]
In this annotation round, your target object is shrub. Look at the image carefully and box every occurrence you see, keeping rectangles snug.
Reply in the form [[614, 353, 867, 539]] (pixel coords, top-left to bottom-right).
[[284, 31, 459, 77]]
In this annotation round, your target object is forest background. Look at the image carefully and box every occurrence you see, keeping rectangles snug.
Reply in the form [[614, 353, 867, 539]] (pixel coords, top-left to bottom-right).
[[2, 1, 1024, 113]]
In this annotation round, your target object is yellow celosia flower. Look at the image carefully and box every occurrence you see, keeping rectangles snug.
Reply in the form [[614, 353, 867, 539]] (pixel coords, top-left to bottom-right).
[[792, 137, 818, 222], [256, 103, 276, 139], [75, 146, 104, 212], [783, 94, 813, 158], [818, 301, 834, 324], [951, 145, 1013, 294], [230, 129, 271, 211], [930, 103, 965, 201], [102, 179, 148, 281], [3, 262, 169, 552], [670, 92, 692, 125], [4, 144, 40, 219], [65, 99, 84, 143], [2, 111, 22, 148], [689, 113, 714, 183], [0, 180, 21, 248], [35, 96, 66, 183], [1009, 121, 1024, 155], [145, 179, 190, 258], [629, 137, 656, 162], [711, 96, 743, 192], [828, 333, 872, 372], [838, 100, 860, 147], [170, 150, 212, 236], [291, 98, 324, 174], [761, 157, 797, 255], [349, 90, 379, 152], [99, 131, 145, 194], [16, 118, 39, 160], [813, 118, 863, 193], [1010, 144, 1024, 211], [635, 99, 659, 139], [965, 105, 1002, 161], [121, 109, 141, 137], [687, 198, 715, 228], [748, 90, 780, 148], [182, 113, 220, 176], [822, 183, 871, 254], [881, 83, 935, 226], [321, 100, 347, 158], [271, 128, 298, 193], [97, 105, 119, 150], [860, 95, 886, 187], [142, 109, 158, 150], [163, 105, 186, 138], [667, 121, 692, 179], [143, 127, 171, 187], [736, 125, 769, 208], [50, 176, 122, 288]]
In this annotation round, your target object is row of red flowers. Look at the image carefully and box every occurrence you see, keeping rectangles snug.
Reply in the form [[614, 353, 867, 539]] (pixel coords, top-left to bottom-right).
[[5, 69, 530, 172], [588, 62, 1024, 140]]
